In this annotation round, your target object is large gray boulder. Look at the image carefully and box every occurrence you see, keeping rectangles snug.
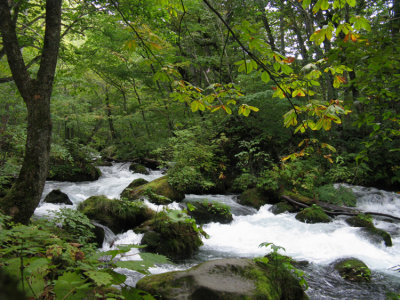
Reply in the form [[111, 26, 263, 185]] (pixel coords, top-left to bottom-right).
[[136, 258, 309, 300]]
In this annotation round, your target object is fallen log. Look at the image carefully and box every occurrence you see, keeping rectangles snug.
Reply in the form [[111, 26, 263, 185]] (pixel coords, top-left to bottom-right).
[[281, 195, 400, 222]]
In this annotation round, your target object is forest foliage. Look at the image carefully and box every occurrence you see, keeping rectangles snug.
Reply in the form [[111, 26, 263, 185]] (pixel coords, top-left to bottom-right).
[[0, 0, 399, 297]]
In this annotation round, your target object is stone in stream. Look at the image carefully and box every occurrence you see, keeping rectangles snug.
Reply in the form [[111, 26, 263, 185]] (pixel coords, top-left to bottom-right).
[[238, 187, 280, 209], [78, 195, 154, 233], [346, 214, 392, 247], [269, 201, 297, 215], [120, 176, 184, 202], [334, 258, 371, 282], [136, 258, 309, 300], [129, 163, 149, 175], [295, 204, 332, 224], [138, 210, 203, 261], [43, 189, 73, 205], [186, 200, 233, 224]]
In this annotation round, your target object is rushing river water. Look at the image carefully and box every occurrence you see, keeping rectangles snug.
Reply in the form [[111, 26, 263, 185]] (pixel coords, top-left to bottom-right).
[[35, 163, 400, 299]]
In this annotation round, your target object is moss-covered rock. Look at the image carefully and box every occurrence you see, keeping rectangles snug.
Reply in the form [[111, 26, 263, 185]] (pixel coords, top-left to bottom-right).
[[136, 258, 309, 300], [138, 210, 203, 260], [187, 200, 233, 224], [346, 214, 392, 247], [129, 163, 149, 175], [120, 176, 184, 202], [120, 179, 149, 200], [238, 188, 279, 209], [334, 258, 371, 282], [295, 204, 332, 224], [43, 189, 73, 205], [143, 188, 173, 205], [269, 202, 297, 215], [48, 161, 101, 182], [78, 196, 154, 233], [346, 214, 373, 228]]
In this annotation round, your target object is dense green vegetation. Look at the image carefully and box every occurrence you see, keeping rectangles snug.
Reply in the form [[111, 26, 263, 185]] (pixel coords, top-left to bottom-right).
[[1, 0, 399, 298]]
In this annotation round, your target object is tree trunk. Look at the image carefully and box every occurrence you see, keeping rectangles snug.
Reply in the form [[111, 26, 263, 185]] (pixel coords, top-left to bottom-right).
[[104, 90, 118, 140], [1, 91, 52, 223], [0, 0, 62, 224]]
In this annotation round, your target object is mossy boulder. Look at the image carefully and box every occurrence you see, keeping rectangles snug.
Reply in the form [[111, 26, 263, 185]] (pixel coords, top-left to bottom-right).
[[43, 189, 73, 205], [295, 204, 332, 224], [143, 188, 173, 205], [138, 210, 203, 260], [269, 202, 297, 215], [334, 258, 371, 282], [187, 200, 233, 224], [48, 160, 101, 182], [238, 188, 279, 209], [120, 178, 149, 199], [346, 214, 374, 228], [129, 163, 149, 175], [136, 258, 309, 300], [78, 196, 154, 233], [346, 214, 392, 247], [120, 176, 184, 202]]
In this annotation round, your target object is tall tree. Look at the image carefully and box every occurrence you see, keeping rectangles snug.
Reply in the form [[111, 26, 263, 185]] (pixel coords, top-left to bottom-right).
[[0, 0, 62, 224]]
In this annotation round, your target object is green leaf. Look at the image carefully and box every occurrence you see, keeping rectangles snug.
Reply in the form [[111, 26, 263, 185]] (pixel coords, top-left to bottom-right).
[[54, 272, 90, 300], [224, 106, 232, 114], [261, 71, 270, 83], [85, 270, 113, 286], [346, 0, 356, 7], [302, 0, 312, 9], [191, 101, 199, 112], [321, 0, 329, 10]]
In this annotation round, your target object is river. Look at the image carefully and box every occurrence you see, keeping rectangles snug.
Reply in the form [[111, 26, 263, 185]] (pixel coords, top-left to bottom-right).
[[35, 163, 400, 299]]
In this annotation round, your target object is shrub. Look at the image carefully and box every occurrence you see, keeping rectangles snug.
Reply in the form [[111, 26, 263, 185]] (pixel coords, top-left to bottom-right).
[[316, 184, 356, 207]]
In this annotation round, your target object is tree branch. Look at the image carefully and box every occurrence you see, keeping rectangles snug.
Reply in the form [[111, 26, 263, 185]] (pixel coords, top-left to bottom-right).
[[0, 0, 32, 98], [37, 0, 62, 89]]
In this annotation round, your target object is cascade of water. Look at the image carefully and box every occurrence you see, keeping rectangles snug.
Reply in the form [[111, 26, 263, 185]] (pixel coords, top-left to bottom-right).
[[34, 163, 400, 298], [91, 221, 117, 248]]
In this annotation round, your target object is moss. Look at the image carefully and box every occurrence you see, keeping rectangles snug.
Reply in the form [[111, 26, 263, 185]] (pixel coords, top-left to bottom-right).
[[144, 188, 173, 205], [346, 214, 373, 228], [346, 214, 392, 247], [187, 200, 233, 224], [140, 211, 203, 260], [136, 258, 308, 300], [78, 196, 154, 233], [334, 258, 371, 282], [365, 227, 392, 247], [129, 163, 149, 175], [269, 202, 297, 215], [239, 188, 279, 209], [295, 204, 331, 224], [283, 191, 316, 205], [121, 176, 184, 202]]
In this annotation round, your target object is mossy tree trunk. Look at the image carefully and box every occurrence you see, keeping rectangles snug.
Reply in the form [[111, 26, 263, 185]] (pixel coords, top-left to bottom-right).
[[0, 0, 62, 224]]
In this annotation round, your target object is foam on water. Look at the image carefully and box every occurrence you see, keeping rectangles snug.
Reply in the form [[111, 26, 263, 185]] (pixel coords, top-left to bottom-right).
[[201, 203, 400, 273], [33, 164, 400, 296], [34, 162, 163, 217]]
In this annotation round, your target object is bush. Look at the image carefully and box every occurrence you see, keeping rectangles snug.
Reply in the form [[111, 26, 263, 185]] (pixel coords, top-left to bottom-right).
[[157, 126, 227, 193], [51, 208, 96, 244], [316, 184, 356, 207]]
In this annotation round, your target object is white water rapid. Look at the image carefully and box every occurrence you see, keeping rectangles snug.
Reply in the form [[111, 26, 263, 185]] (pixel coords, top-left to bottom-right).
[[34, 163, 400, 299]]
